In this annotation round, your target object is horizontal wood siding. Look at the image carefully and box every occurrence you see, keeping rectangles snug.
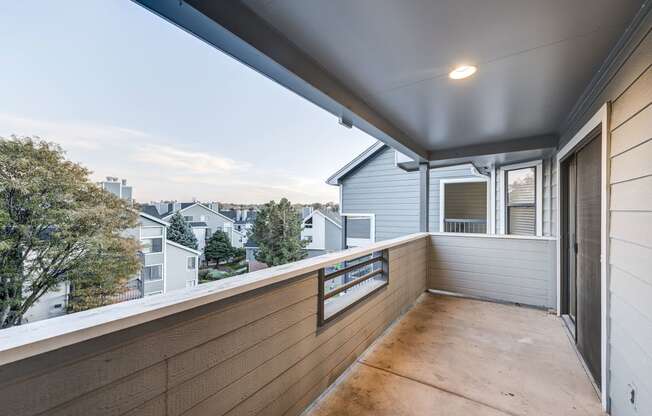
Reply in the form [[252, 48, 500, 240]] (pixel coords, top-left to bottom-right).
[[429, 235, 556, 308], [605, 22, 652, 416], [0, 237, 428, 416], [341, 147, 419, 240]]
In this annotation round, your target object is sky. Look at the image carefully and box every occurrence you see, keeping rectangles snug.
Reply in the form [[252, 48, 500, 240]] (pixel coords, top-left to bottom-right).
[[0, 1, 376, 204]]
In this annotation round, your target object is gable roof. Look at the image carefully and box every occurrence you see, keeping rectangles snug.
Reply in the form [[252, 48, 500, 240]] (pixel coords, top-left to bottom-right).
[[165, 239, 201, 255], [161, 203, 235, 224], [139, 212, 169, 226], [326, 141, 386, 185], [302, 209, 342, 228], [140, 205, 163, 219]]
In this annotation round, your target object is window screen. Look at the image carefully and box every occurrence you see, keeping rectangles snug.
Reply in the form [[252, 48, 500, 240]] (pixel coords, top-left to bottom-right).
[[143, 265, 162, 281], [347, 217, 371, 239], [506, 167, 536, 235], [141, 237, 163, 253]]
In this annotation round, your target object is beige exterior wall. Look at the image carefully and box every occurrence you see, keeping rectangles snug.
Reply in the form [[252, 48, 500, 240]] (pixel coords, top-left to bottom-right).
[[0, 237, 427, 416]]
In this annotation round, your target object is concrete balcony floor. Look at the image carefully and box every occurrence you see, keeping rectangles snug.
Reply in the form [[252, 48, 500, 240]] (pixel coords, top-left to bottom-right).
[[306, 294, 603, 416]]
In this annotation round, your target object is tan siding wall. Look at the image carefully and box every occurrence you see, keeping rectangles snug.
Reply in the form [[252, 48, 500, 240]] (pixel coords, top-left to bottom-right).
[[606, 26, 652, 415], [0, 238, 427, 416]]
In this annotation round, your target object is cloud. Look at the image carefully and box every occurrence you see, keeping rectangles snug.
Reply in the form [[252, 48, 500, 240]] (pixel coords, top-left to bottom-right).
[[133, 144, 250, 175], [0, 112, 338, 203], [0, 112, 150, 150]]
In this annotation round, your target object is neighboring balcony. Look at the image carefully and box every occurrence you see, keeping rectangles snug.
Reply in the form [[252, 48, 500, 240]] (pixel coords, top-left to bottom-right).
[[0, 233, 597, 416]]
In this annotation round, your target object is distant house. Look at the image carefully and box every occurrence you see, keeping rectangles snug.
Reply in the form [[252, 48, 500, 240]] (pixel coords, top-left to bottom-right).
[[220, 208, 257, 235], [98, 177, 133, 205], [24, 211, 200, 324], [143, 202, 244, 251], [300, 208, 342, 257]]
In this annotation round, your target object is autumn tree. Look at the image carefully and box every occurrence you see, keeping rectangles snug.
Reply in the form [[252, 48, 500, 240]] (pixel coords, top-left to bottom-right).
[[250, 198, 307, 267], [0, 136, 141, 327]]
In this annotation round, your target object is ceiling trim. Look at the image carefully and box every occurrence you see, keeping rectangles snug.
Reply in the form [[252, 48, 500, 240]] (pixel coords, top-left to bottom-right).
[[430, 134, 558, 161], [131, 0, 428, 162]]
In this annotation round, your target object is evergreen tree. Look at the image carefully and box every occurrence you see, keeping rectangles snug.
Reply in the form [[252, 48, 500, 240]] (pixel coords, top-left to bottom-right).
[[251, 198, 307, 267], [205, 230, 233, 265], [167, 212, 198, 250]]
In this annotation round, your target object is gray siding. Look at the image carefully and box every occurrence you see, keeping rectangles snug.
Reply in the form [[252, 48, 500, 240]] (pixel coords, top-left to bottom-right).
[[594, 24, 652, 416], [0, 237, 427, 416], [429, 234, 557, 308], [341, 147, 419, 240], [165, 242, 198, 292], [324, 219, 342, 252], [340, 147, 481, 240]]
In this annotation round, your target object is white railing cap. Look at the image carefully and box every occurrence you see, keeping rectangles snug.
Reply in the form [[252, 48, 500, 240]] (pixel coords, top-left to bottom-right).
[[0, 233, 429, 366]]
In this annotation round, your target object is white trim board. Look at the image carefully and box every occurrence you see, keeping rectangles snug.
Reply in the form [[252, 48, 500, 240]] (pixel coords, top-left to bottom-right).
[[438, 177, 491, 234], [555, 102, 610, 412], [498, 159, 544, 236]]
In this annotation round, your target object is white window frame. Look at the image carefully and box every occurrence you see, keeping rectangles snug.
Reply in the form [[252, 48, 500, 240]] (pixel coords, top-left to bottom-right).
[[341, 213, 375, 247], [186, 256, 197, 271], [142, 264, 163, 282], [498, 160, 543, 237], [439, 177, 492, 234]]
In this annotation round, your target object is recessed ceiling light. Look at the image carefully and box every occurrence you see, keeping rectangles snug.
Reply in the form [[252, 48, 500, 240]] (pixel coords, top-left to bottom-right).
[[449, 65, 477, 80]]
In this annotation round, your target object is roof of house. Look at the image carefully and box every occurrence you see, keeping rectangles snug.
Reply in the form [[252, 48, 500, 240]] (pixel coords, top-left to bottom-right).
[[138, 212, 169, 226], [140, 205, 163, 219], [303, 208, 342, 228], [160, 203, 235, 224], [219, 209, 258, 224], [326, 141, 386, 185], [165, 239, 201, 255]]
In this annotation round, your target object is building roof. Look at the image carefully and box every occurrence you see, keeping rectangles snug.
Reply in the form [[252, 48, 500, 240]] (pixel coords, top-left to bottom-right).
[[326, 141, 386, 185], [165, 239, 201, 255], [303, 208, 342, 228], [138, 212, 169, 226], [161, 203, 235, 224], [140, 205, 163, 219]]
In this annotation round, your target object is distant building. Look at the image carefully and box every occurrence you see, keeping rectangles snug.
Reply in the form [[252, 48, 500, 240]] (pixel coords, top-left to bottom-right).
[[300, 208, 342, 257], [98, 177, 133, 205]]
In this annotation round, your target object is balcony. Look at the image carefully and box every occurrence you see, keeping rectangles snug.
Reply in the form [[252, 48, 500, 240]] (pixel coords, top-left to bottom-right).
[[0, 232, 599, 416]]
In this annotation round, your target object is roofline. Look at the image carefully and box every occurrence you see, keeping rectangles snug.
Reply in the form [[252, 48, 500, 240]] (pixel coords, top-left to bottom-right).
[[165, 239, 201, 255], [326, 141, 386, 185], [162, 202, 235, 224], [302, 210, 342, 229], [139, 212, 170, 226]]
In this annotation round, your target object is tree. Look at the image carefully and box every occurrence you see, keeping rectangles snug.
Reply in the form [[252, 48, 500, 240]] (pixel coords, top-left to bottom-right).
[[204, 230, 233, 265], [167, 212, 198, 250], [0, 136, 141, 328], [250, 198, 307, 267]]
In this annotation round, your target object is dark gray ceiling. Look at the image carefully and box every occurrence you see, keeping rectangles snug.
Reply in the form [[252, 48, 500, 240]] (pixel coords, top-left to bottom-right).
[[134, 0, 644, 163], [242, 0, 642, 152]]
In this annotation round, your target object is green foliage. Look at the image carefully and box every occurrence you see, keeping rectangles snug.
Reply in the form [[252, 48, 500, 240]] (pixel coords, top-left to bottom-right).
[[0, 136, 141, 327], [250, 198, 307, 267], [167, 212, 198, 250], [204, 230, 233, 265]]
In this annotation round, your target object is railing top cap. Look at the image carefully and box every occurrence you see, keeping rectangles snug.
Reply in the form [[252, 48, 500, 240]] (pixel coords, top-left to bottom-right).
[[0, 233, 429, 366]]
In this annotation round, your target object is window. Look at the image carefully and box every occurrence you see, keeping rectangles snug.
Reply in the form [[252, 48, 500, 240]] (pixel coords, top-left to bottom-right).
[[343, 214, 375, 248], [141, 237, 162, 254], [205, 228, 212, 239], [318, 250, 388, 326], [142, 265, 162, 281], [184, 216, 193, 222], [187, 256, 197, 270], [303, 235, 313, 243], [304, 217, 313, 228], [439, 178, 489, 234], [499, 160, 542, 236]]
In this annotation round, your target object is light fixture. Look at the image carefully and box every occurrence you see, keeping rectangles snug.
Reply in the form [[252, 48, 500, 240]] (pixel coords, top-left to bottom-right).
[[449, 65, 477, 80]]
